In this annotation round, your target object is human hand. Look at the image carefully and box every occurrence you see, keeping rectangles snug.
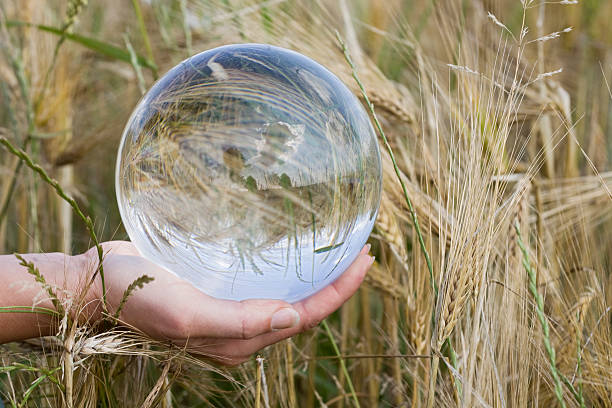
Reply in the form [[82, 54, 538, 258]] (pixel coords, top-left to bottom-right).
[[83, 241, 374, 365]]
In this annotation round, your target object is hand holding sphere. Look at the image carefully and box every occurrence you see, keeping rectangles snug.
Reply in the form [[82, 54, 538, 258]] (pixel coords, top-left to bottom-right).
[[82, 241, 373, 365]]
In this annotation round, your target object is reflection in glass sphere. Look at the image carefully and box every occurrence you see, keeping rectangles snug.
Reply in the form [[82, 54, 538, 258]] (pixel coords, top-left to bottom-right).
[[116, 44, 382, 302]]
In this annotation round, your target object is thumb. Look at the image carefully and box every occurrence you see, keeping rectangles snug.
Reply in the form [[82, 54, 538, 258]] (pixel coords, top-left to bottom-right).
[[191, 298, 300, 340]]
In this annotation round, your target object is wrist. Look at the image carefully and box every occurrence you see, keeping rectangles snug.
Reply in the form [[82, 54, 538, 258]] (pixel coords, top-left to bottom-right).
[[0, 251, 95, 342]]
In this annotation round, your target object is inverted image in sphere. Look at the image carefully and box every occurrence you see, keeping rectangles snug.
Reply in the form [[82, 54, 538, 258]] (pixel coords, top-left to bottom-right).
[[116, 44, 382, 302]]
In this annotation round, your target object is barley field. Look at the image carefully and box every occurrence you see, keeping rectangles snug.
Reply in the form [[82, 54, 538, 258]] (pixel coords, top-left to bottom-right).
[[0, 0, 611, 407]]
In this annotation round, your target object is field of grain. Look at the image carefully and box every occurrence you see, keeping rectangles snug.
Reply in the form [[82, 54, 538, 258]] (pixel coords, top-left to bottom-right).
[[1, 0, 611, 407]]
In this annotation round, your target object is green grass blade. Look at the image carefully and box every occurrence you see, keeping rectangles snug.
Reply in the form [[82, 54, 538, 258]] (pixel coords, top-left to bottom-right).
[[0, 306, 60, 317], [20, 367, 61, 407], [130, 0, 155, 68], [5, 20, 157, 72]]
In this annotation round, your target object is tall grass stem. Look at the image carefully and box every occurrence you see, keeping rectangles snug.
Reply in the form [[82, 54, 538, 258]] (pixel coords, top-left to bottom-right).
[[322, 319, 360, 408], [131, 0, 155, 77], [0, 136, 108, 313], [515, 222, 566, 408]]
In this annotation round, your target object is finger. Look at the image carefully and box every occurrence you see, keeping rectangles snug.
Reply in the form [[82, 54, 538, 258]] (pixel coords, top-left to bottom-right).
[[168, 337, 238, 361], [166, 338, 249, 366], [193, 246, 374, 357], [189, 350, 250, 367], [175, 336, 264, 366]]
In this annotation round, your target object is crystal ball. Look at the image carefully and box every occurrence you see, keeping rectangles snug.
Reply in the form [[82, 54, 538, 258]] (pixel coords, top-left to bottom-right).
[[116, 44, 382, 302]]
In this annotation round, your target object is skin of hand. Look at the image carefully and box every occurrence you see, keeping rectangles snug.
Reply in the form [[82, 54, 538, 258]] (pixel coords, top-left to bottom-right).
[[1, 241, 373, 366]]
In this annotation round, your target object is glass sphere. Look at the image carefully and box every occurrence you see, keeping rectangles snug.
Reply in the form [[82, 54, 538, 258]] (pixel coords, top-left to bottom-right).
[[116, 44, 382, 302]]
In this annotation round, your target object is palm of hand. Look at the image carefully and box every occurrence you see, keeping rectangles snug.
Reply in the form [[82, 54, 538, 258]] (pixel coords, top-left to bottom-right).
[[89, 241, 372, 365]]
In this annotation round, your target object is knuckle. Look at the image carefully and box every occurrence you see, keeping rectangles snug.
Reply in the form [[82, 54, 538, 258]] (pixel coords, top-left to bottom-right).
[[239, 303, 261, 339], [298, 304, 321, 331], [241, 316, 259, 340], [304, 316, 322, 331]]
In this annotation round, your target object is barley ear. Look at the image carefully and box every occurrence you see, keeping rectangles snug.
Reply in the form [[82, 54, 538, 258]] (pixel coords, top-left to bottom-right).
[[113, 275, 154, 319]]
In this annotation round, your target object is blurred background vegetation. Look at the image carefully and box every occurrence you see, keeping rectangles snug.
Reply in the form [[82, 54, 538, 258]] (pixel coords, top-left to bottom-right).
[[0, 0, 611, 407]]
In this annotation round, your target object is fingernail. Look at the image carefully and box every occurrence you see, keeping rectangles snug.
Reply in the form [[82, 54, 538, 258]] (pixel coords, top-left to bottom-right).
[[271, 308, 300, 331], [361, 243, 371, 255]]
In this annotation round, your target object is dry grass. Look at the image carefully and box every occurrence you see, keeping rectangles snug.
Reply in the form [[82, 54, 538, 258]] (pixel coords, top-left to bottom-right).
[[1, 0, 611, 407]]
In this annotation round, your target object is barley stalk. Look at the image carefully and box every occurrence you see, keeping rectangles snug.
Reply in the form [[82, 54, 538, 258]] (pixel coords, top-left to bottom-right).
[[335, 31, 461, 408], [334, 33, 436, 294], [142, 361, 171, 408], [376, 199, 407, 262]]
